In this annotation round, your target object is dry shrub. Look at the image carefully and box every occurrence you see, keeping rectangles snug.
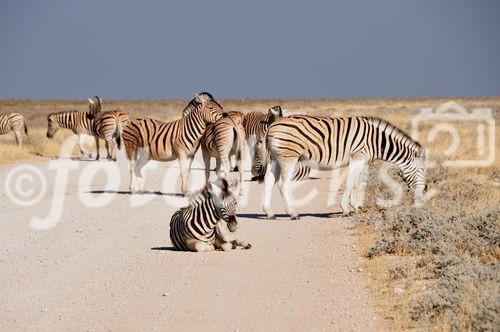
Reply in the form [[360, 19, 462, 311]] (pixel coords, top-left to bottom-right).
[[357, 163, 499, 330]]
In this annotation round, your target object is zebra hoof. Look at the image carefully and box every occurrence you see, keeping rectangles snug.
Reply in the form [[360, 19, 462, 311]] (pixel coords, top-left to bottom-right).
[[232, 166, 239, 172], [267, 214, 276, 220], [290, 215, 300, 221], [250, 176, 261, 182], [244, 243, 252, 249]]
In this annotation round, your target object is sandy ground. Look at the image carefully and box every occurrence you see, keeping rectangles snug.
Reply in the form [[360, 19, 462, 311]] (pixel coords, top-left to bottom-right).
[[0, 151, 384, 331]]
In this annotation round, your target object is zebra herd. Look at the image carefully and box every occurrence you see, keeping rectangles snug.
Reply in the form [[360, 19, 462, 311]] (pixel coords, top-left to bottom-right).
[[0, 92, 427, 252]]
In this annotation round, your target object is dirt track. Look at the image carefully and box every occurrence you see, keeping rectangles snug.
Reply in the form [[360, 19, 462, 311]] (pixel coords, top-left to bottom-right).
[[0, 155, 384, 331]]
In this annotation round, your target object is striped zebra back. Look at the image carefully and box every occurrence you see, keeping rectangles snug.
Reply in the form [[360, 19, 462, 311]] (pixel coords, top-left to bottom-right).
[[243, 106, 284, 142], [123, 92, 225, 161], [46, 110, 94, 138], [252, 141, 310, 180], [0, 113, 26, 135], [262, 115, 426, 193], [169, 179, 239, 251]]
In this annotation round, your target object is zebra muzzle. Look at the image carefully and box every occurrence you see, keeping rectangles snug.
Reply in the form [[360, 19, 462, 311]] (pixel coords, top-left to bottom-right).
[[227, 215, 238, 232]]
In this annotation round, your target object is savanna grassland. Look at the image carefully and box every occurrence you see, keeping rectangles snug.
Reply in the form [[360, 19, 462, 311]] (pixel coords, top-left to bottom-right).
[[0, 97, 499, 330]]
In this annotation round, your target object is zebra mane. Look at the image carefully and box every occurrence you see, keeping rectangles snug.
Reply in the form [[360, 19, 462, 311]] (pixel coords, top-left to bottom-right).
[[187, 186, 212, 208], [182, 92, 222, 117], [47, 110, 84, 120], [186, 178, 231, 208], [366, 117, 422, 151]]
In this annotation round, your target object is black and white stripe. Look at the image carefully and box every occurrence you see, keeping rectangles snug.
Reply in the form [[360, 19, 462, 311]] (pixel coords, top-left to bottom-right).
[[46, 110, 128, 160], [169, 179, 251, 252], [260, 116, 427, 220], [0, 112, 28, 147], [122, 92, 226, 195], [200, 111, 246, 191]]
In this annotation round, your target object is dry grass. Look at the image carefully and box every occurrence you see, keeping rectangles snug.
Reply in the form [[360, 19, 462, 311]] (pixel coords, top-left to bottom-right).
[[1, 97, 499, 329], [353, 98, 499, 331]]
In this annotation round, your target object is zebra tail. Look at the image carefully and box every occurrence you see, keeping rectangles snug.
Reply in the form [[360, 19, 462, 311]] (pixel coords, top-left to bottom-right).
[[115, 120, 122, 149], [257, 134, 271, 184], [23, 118, 28, 136]]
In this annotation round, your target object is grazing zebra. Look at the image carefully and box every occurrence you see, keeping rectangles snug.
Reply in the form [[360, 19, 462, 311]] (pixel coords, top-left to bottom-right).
[[46, 110, 128, 160], [259, 116, 427, 220], [200, 111, 246, 192], [122, 92, 226, 195], [87, 96, 102, 119], [169, 178, 251, 252], [0, 113, 28, 147]]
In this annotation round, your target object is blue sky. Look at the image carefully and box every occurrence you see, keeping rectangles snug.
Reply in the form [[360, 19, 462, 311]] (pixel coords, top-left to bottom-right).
[[1, 0, 499, 99]]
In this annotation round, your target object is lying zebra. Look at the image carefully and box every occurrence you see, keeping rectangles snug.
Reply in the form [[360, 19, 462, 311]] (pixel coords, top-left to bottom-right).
[[169, 178, 251, 252]]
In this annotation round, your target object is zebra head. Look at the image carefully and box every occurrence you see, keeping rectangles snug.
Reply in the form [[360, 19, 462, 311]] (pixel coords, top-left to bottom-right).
[[87, 96, 102, 120], [400, 146, 428, 202], [259, 106, 285, 129], [194, 92, 226, 124], [46, 114, 60, 138], [207, 178, 240, 232]]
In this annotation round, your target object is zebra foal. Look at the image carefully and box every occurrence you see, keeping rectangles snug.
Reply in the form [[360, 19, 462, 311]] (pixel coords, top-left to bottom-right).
[[169, 178, 251, 252]]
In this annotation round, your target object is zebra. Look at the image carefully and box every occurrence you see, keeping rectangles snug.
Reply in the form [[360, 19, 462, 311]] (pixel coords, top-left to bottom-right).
[[0, 113, 28, 147], [92, 110, 129, 161], [169, 178, 251, 252], [46, 110, 128, 160], [122, 92, 226, 195], [259, 116, 427, 220], [200, 110, 246, 193], [243, 106, 284, 180]]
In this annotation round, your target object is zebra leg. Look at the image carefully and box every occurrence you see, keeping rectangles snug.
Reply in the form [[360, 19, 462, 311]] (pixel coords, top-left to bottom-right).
[[94, 137, 100, 160], [232, 239, 252, 249], [218, 156, 230, 179], [185, 239, 215, 252], [78, 135, 91, 159], [278, 161, 299, 220], [341, 159, 366, 216], [133, 148, 149, 192], [202, 151, 211, 184], [129, 158, 137, 192], [178, 156, 191, 196], [237, 154, 244, 195], [13, 130, 22, 148], [263, 159, 280, 220], [215, 158, 221, 173]]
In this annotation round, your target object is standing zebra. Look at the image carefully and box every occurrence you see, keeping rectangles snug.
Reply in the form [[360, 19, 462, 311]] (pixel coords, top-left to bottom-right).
[[259, 116, 427, 220], [92, 111, 129, 161], [46, 110, 128, 160], [122, 92, 226, 195], [169, 178, 251, 252], [200, 110, 246, 192], [0, 113, 28, 147], [243, 106, 283, 168], [243, 106, 285, 180]]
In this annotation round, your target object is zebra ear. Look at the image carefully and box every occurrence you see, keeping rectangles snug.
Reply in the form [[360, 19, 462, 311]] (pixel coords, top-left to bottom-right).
[[229, 178, 240, 194], [195, 94, 203, 104], [88, 98, 94, 105], [207, 180, 222, 197]]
